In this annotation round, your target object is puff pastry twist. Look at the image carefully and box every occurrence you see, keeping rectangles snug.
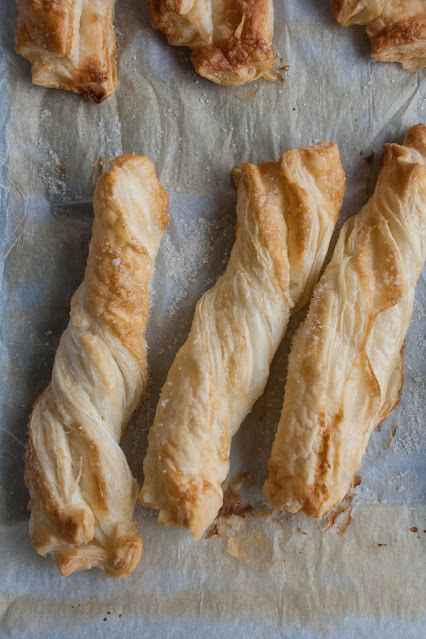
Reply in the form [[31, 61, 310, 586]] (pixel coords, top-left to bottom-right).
[[331, 0, 426, 70], [25, 155, 169, 576], [148, 0, 276, 86], [16, 0, 116, 101], [141, 142, 345, 540], [264, 124, 426, 518]]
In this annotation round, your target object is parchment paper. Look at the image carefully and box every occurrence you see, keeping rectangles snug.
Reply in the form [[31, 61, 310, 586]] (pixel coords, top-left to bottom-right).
[[1, 1, 425, 637]]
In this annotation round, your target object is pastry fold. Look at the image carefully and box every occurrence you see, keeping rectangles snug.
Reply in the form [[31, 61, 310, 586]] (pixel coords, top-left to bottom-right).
[[16, 0, 116, 102], [25, 155, 169, 577], [264, 124, 426, 518], [331, 0, 383, 25], [367, 0, 426, 70], [141, 142, 345, 540], [331, 0, 426, 70], [148, 0, 275, 86]]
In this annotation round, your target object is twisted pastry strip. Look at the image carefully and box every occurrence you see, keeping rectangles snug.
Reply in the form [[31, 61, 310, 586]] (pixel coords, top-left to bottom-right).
[[331, 0, 426, 70], [264, 124, 426, 518], [25, 155, 169, 576], [141, 142, 345, 540], [148, 0, 276, 86], [16, 0, 116, 102]]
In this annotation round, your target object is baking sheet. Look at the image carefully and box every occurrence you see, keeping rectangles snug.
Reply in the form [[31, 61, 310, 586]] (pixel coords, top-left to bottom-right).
[[1, 1, 425, 637]]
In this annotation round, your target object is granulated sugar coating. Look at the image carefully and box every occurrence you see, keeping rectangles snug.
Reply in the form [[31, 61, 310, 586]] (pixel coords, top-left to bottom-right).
[[164, 216, 228, 284], [163, 213, 232, 319]]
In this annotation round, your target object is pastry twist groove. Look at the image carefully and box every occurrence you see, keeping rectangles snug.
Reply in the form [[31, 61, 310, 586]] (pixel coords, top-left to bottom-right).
[[25, 155, 169, 576]]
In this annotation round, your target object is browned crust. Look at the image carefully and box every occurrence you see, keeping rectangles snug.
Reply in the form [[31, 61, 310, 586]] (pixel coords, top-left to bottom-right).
[[380, 141, 426, 203], [282, 142, 345, 310], [15, 1, 117, 102], [331, 1, 426, 68], [287, 326, 405, 522], [24, 397, 95, 547], [84, 221, 152, 363], [283, 144, 345, 257], [306, 418, 333, 518], [303, 346, 404, 521], [148, 0, 275, 85], [16, 0, 77, 56], [301, 357, 380, 519], [191, 35, 274, 85], [369, 15, 426, 59], [26, 401, 143, 576], [86, 155, 169, 362], [237, 161, 290, 298], [239, 143, 345, 302], [330, 0, 345, 17], [404, 122, 426, 152], [54, 530, 143, 578]]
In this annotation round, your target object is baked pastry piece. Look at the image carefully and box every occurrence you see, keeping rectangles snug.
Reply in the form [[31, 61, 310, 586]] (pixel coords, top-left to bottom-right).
[[148, 0, 276, 86], [25, 155, 169, 576], [141, 143, 345, 540], [264, 124, 426, 518], [331, 0, 383, 25], [15, 0, 116, 102], [331, 0, 426, 70], [367, 0, 426, 70]]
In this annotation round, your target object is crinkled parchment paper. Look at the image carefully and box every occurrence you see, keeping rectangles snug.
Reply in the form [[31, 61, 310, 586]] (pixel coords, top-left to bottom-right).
[[1, 1, 425, 637]]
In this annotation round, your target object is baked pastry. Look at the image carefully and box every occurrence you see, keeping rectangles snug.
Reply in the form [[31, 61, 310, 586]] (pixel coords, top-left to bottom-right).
[[331, 0, 426, 70], [141, 143, 345, 540], [148, 0, 276, 86], [25, 155, 169, 576], [331, 0, 383, 25], [15, 0, 116, 102], [367, 1, 426, 70], [264, 124, 426, 518]]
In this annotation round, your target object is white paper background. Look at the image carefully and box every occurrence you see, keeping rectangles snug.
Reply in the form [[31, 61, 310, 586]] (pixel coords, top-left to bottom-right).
[[0, 1, 425, 637]]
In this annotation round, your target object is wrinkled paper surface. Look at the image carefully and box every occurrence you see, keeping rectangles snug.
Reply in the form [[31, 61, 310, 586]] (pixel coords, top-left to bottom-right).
[[1, 1, 425, 637]]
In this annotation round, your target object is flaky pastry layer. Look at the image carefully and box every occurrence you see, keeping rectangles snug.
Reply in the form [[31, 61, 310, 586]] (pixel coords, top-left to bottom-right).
[[16, 0, 117, 101], [25, 155, 169, 577], [148, 0, 276, 86], [264, 124, 426, 518], [331, 0, 426, 70], [141, 142, 345, 540]]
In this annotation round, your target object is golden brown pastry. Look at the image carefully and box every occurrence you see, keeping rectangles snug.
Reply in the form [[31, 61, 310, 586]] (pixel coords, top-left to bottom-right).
[[367, 0, 426, 70], [331, 0, 426, 70], [264, 124, 426, 519], [141, 143, 345, 540], [25, 155, 169, 576], [15, 0, 116, 102], [148, 0, 276, 86], [331, 0, 383, 25]]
